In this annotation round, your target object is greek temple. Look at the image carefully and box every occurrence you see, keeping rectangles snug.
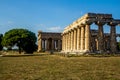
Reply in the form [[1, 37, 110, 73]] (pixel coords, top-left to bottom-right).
[[62, 13, 120, 53], [38, 13, 120, 54]]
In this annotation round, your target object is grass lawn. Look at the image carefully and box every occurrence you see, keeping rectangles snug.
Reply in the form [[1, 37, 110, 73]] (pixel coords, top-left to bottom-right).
[[0, 54, 120, 80]]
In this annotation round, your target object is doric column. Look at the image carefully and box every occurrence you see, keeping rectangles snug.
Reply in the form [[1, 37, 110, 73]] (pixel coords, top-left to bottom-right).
[[69, 32, 71, 50], [97, 23, 105, 53], [110, 25, 117, 53], [64, 34, 66, 51], [43, 40, 45, 50], [45, 40, 47, 50], [58, 40, 61, 50], [38, 39, 42, 52], [67, 32, 70, 50], [91, 37, 96, 52], [62, 34, 65, 51], [63, 35, 65, 51], [62, 35, 63, 50], [85, 24, 91, 52], [96, 39, 99, 51], [66, 33, 68, 50], [38, 32, 42, 52], [47, 39, 49, 50], [81, 26, 85, 50], [73, 29, 77, 50], [71, 30, 74, 50], [77, 27, 81, 50], [52, 39, 54, 50]]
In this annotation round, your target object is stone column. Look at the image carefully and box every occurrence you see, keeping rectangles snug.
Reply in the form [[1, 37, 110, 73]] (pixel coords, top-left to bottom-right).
[[47, 39, 49, 50], [91, 37, 96, 52], [66, 33, 68, 50], [45, 39, 47, 51], [97, 23, 104, 53], [38, 39, 42, 52], [69, 32, 71, 50], [58, 40, 61, 51], [67, 32, 70, 51], [71, 30, 74, 51], [62, 35, 64, 51], [81, 26, 85, 50], [73, 29, 77, 50], [96, 39, 98, 50], [77, 27, 81, 50], [110, 25, 117, 53], [52, 39, 54, 50], [85, 24, 91, 52], [64, 34, 66, 51], [43, 40, 45, 50]]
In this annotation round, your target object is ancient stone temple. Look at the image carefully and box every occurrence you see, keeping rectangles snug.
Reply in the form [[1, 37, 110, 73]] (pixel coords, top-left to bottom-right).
[[62, 13, 120, 53], [38, 31, 62, 52]]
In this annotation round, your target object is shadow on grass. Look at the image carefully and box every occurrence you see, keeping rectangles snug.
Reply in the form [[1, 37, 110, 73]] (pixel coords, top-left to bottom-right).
[[54, 52, 120, 58], [1, 53, 49, 57]]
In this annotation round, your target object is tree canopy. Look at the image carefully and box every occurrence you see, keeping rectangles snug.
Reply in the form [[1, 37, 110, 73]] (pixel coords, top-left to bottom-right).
[[0, 34, 3, 50], [2, 29, 37, 53]]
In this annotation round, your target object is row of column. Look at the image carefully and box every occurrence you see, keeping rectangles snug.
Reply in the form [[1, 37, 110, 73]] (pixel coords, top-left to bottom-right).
[[38, 39, 61, 51], [62, 24, 91, 52], [62, 23, 117, 53]]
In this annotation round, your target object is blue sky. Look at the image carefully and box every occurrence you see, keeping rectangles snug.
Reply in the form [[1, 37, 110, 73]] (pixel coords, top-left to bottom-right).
[[0, 0, 120, 36]]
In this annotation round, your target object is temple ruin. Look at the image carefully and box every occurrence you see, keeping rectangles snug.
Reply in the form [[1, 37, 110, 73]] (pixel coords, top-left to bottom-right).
[[38, 31, 62, 52], [38, 13, 120, 53], [62, 13, 120, 54]]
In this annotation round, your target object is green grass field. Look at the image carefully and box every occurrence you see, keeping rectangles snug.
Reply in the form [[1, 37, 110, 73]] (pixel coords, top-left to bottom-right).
[[0, 54, 120, 80]]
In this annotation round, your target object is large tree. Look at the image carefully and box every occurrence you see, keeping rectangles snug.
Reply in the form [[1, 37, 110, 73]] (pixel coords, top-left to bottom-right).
[[0, 34, 3, 50], [2, 29, 37, 53], [117, 41, 120, 51]]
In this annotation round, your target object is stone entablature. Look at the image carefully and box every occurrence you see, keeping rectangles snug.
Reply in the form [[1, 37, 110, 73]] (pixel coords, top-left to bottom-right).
[[63, 13, 120, 34], [62, 13, 120, 53], [38, 31, 61, 40]]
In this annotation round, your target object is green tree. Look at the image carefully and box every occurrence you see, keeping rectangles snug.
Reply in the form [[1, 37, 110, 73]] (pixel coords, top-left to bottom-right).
[[117, 41, 120, 51], [2, 29, 37, 54], [0, 34, 3, 50]]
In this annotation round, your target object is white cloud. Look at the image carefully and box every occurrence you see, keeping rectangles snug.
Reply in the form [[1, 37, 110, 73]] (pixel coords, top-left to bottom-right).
[[36, 24, 46, 27], [7, 21, 14, 24], [47, 26, 63, 32], [35, 23, 64, 32]]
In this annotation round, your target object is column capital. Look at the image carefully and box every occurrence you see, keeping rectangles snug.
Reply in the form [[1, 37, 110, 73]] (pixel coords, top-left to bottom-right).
[[108, 20, 119, 26], [95, 21, 106, 26], [81, 20, 93, 25], [85, 20, 93, 25]]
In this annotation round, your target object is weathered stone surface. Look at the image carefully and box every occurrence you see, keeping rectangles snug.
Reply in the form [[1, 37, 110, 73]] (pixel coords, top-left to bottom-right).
[[38, 31, 62, 52], [62, 13, 120, 54]]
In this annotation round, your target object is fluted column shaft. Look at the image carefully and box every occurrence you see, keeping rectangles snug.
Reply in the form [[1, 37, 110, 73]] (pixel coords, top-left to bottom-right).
[[74, 29, 77, 50], [64, 35, 66, 50], [65, 34, 66, 50], [69, 32, 71, 50], [47, 39, 49, 50], [38, 39, 42, 52], [98, 24, 104, 52], [110, 25, 117, 53], [85, 24, 91, 52], [62, 35, 64, 51], [68, 32, 70, 50], [52, 39, 54, 50], [66, 33, 68, 50], [58, 40, 61, 50], [81, 26, 85, 50], [43, 40, 45, 50], [62, 35, 64, 50], [71, 30, 74, 50], [77, 27, 81, 50]]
